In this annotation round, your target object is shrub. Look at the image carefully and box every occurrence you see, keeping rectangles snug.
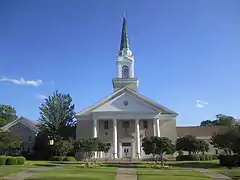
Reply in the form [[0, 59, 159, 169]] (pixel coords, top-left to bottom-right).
[[17, 156, 26, 165], [219, 155, 240, 167], [50, 156, 64, 161], [176, 155, 200, 161], [6, 157, 18, 165], [0, 156, 7, 165], [176, 154, 216, 161], [62, 156, 76, 161]]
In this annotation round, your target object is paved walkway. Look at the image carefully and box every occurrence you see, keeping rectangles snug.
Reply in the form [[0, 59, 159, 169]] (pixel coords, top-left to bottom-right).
[[2, 165, 62, 180], [115, 168, 137, 180], [195, 169, 232, 180]]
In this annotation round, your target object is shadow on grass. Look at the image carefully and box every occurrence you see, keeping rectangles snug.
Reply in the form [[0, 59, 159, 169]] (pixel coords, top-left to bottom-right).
[[169, 162, 221, 169], [34, 164, 59, 167]]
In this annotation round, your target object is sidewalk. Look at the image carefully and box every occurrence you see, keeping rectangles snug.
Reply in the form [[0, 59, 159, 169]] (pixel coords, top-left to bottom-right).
[[115, 167, 137, 180], [195, 168, 232, 180]]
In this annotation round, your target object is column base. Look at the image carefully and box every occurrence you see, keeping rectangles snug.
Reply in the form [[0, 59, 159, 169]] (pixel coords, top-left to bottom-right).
[[113, 153, 118, 159], [136, 153, 141, 160]]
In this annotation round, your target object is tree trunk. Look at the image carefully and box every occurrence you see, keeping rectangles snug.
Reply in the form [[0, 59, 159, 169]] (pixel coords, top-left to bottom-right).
[[160, 153, 164, 167]]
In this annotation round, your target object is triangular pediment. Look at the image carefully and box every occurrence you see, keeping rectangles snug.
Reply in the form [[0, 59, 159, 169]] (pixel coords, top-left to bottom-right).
[[76, 87, 178, 117], [93, 93, 158, 112]]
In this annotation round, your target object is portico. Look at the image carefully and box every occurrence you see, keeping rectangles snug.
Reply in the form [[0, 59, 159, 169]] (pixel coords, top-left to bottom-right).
[[92, 114, 161, 159]]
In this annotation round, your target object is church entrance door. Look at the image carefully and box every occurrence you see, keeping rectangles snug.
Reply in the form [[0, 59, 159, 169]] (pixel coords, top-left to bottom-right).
[[122, 142, 132, 158]]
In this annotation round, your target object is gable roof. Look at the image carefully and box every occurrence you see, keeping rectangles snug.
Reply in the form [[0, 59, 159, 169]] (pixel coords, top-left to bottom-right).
[[76, 87, 178, 117], [1, 116, 39, 133], [176, 125, 229, 137]]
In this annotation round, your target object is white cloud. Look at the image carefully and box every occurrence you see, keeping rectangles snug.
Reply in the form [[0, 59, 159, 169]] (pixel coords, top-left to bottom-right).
[[0, 76, 42, 86], [196, 100, 209, 108], [36, 94, 47, 100]]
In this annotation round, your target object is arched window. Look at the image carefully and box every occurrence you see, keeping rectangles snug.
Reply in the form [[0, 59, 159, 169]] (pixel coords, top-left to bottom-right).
[[122, 65, 129, 78]]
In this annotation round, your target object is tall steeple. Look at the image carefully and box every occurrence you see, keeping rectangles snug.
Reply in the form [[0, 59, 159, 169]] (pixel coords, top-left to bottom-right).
[[120, 16, 130, 51], [112, 15, 139, 92]]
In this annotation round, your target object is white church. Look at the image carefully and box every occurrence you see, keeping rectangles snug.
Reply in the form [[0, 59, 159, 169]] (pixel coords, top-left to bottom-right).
[[76, 17, 178, 160]]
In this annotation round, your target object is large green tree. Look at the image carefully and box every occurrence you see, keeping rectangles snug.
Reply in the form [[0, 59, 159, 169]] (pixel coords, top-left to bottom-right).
[[196, 139, 209, 154], [211, 124, 240, 155], [176, 135, 198, 155], [200, 114, 235, 127], [74, 138, 110, 162], [0, 130, 20, 155], [0, 104, 17, 127], [38, 90, 76, 141], [142, 136, 175, 166]]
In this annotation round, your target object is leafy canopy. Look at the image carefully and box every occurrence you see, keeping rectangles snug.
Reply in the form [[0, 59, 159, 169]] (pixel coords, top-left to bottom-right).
[[0, 104, 17, 127], [200, 114, 235, 127], [142, 136, 175, 165], [38, 90, 76, 140], [211, 124, 240, 154], [0, 130, 20, 155]]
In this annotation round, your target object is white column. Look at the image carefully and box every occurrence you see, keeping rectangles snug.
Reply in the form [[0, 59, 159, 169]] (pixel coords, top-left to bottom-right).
[[93, 119, 97, 138], [156, 118, 160, 137], [113, 119, 118, 159], [93, 119, 97, 158], [153, 119, 156, 136], [135, 119, 141, 159]]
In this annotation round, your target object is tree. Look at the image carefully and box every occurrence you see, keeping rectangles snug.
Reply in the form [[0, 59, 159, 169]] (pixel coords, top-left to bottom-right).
[[196, 139, 209, 154], [200, 114, 235, 127], [142, 136, 175, 166], [0, 130, 20, 155], [54, 138, 74, 156], [74, 138, 110, 163], [0, 104, 17, 127], [38, 90, 76, 141], [200, 120, 213, 126], [176, 135, 198, 155], [211, 125, 240, 155]]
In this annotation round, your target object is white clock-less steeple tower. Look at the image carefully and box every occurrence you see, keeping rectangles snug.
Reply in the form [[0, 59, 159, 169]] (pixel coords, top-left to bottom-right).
[[112, 16, 139, 91]]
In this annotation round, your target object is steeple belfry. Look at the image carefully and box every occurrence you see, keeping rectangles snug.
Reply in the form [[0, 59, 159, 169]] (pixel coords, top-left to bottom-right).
[[112, 16, 139, 92]]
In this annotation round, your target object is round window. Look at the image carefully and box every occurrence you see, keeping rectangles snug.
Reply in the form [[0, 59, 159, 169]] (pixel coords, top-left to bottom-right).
[[124, 100, 128, 106]]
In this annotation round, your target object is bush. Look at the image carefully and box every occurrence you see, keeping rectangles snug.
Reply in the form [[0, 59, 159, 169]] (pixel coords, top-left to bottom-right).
[[17, 156, 26, 165], [176, 155, 200, 161], [62, 156, 76, 161], [6, 157, 18, 165], [176, 154, 216, 161], [50, 156, 64, 161], [219, 155, 240, 167], [0, 156, 7, 165]]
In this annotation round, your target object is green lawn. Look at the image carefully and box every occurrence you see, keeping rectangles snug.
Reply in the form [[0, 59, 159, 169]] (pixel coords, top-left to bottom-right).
[[217, 169, 240, 180], [137, 170, 211, 180], [26, 165, 117, 180], [0, 161, 58, 177]]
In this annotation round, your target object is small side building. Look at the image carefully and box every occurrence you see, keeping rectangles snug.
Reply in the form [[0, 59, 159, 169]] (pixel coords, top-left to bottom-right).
[[1, 116, 39, 153], [176, 125, 229, 154]]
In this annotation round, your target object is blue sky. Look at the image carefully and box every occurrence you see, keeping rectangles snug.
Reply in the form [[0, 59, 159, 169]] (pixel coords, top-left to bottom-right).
[[0, 0, 240, 126]]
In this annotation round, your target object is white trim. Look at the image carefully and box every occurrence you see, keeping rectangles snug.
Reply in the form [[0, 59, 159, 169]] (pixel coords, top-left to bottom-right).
[[76, 87, 178, 118]]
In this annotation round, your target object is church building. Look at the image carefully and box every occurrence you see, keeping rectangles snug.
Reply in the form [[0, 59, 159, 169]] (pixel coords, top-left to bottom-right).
[[76, 17, 178, 160]]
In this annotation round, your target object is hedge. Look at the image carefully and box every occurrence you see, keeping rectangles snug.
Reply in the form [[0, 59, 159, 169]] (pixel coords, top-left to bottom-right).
[[176, 154, 218, 161], [6, 157, 18, 165], [219, 155, 240, 167], [50, 156, 76, 161], [0, 156, 7, 165], [17, 156, 26, 165], [0, 156, 26, 165], [63, 156, 76, 161]]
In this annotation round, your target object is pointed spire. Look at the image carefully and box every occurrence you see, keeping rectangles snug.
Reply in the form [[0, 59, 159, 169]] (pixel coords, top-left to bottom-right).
[[120, 15, 130, 51]]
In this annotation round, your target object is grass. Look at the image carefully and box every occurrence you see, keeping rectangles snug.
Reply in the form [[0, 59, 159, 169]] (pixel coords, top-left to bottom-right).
[[137, 170, 211, 180], [0, 160, 59, 177], [216, 169, 240, 180], [26, 165, 117, 180]]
